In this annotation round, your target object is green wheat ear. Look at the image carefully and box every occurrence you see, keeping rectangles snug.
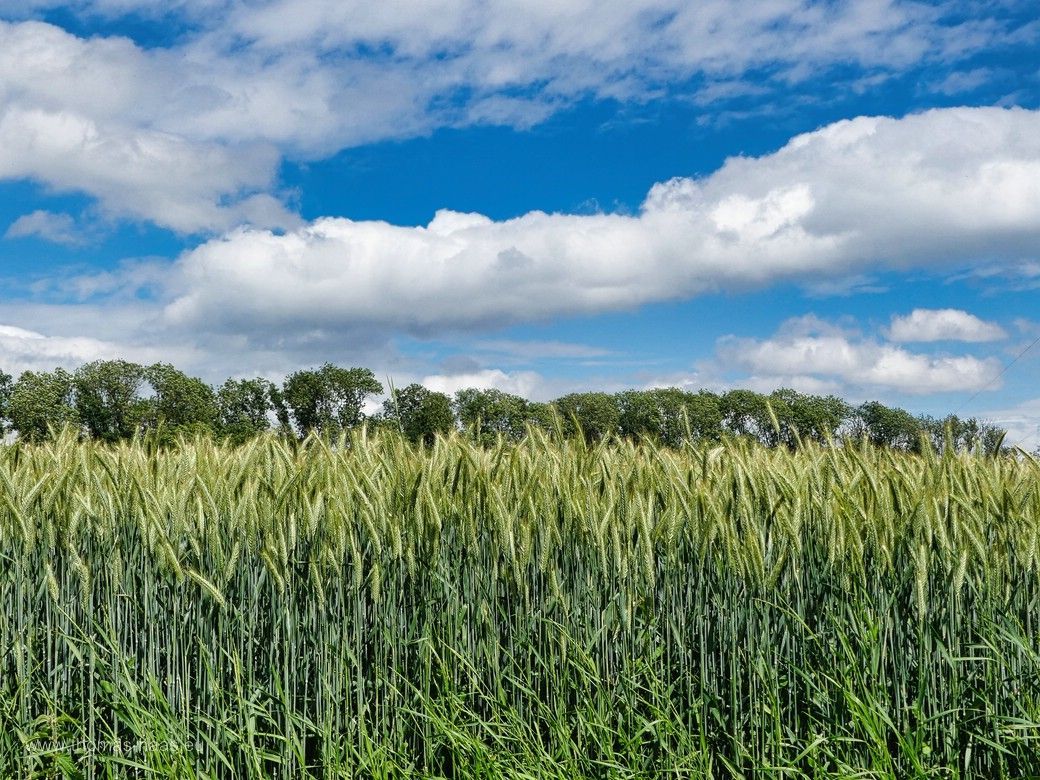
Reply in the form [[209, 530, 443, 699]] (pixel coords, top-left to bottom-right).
[[1, 431, 1038, 776]]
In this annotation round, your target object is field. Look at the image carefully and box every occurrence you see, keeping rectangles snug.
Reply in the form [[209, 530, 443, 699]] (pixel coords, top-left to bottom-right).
[[1, 431, 1039, 778]]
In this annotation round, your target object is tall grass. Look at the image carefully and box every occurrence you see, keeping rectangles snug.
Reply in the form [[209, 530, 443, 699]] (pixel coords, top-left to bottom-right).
[[1, 429, 1039, 777]]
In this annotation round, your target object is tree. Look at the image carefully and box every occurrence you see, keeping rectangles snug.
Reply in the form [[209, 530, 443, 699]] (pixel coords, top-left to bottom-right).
[[616, 388, 722, 447], [217, 378, 277, 444], [525, 402, 560, 433], [552, 392, 620, 443], [855, 401, 921, 451], [683, 390, 725, 443], [268, 382, 293, 434], [617, 389, 665, 442], [8, 369, 78, 442], [720, 390, 777, 445], [142, 363, 218, 440], [769, 389, 851, 448], [0, 370, 12, 437], [918, 414, 1006, 454], [454, 388, 531, 444], [383, 384, 455, 446], [282, 364, 383, 436], [74, 360, 146, 442]]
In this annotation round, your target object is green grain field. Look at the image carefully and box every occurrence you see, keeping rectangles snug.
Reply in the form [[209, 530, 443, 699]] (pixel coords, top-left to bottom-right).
[[2, 430, 1039, 777]]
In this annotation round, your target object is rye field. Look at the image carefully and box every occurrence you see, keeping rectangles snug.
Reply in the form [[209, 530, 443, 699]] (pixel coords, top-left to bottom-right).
[[1, 431, 1039, 778]]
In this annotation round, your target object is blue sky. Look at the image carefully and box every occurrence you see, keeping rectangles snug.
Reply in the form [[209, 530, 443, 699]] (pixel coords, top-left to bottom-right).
[[0, 1, 1038, 445]]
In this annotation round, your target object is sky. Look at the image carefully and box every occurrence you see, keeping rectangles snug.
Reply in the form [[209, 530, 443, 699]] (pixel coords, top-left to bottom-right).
[[0, 0, 1038, 446]]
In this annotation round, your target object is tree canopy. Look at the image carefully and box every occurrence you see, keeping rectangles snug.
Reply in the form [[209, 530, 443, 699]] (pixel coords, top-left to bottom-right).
[[282, 364, 383, 436], [7, 369, 78, 443], [383, 384, 455, 446], [0, 358, 1012, 453]]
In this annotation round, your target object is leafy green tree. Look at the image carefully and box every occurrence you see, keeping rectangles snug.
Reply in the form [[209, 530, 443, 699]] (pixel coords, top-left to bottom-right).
[[268, 382, 293, 434], [855, 401, 922, 451], [720, 390, 777, 445], [0, 370, 12, 437], [683, 390, 725, 443], [141, 363, 218, 440], [617, 388, 722, 447], [9, 369, 78, 442], [454, 388, 530, 444], [769, 389, 851, 448], [74, 360, 146, 442], [552, 392, 620, 443], [525, 402, 560, 434], [282, 364, 383, 436], [217, 378, 277, 444], [383, 384, 456, 446], [979, 424, 1009, 456], [616, 389, 665, 442], [918, 414, 1006, 454]]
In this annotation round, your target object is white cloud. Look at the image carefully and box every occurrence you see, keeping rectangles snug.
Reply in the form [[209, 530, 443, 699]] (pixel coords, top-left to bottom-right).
[[929, 67, 997, 95], [0, 21, 302, 232], [221, 0, 950, 92], [420, 368, 543, 399], [1013, 317, 1040, 336], [715, 316, 1001, 395], [979, 397, 1040, 450], [3, 106, 1039, 399], [737, 374, 845, 396], [888, 308, 1007, 343], [4, 210, 83, 245], [0, 4, 1027, 231], [12, 0, 1000, 95], [160, 107, 1040, 341], [0, 323, 144, 374]]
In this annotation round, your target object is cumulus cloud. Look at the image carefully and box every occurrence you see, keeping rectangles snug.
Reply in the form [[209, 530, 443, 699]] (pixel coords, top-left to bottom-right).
[[0, 28, 297, 231], [4, 210, 83, 245], [0, 3, 1029, 231], [420, 368, 544, 399], [979, 397, 1040, 450], [160, 107, 1040, 341], [888, 308, 1007, 343], [714, 316, 1001, 395], [9, 0, 1008, 99], [0, 323, 141, 374]]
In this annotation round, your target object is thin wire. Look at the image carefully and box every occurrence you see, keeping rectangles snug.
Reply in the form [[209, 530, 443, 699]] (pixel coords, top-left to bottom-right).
[[954, 332, 1040, 417], [952, 331, 1040, 453]]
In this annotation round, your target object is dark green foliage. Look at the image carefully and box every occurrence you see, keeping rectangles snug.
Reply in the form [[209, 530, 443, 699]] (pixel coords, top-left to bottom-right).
[[0, 358, 1011, 453], [282, 364, 383, 436], [268, 381, 293, 433], [552, 391, 620, 443], [217, 377, 277, 444], [523, 400, 562, 434], [8, 368, 78, 442], [856, 400, 922, 450], [384, 383, 455, 445], [142, 363, 219, 440], [454, 388, 531, 444], [720, 389, 777, 444], [616, 388, 722, 446], [769, 388, 851, 447], [918, 413, 1007, 454], [73, 359, 147, 442]]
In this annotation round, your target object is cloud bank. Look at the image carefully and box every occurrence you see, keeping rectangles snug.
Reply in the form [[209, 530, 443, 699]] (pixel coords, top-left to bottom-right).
[[162, 107, 1040, 342], [888, 308, 1007, 343], [714, 317, 1001, 395], [0, 2, 1031, 231]]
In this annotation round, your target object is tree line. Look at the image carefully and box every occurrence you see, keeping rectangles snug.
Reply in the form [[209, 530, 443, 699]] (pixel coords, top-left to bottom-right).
[[0, 359, 1008, 452]]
